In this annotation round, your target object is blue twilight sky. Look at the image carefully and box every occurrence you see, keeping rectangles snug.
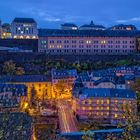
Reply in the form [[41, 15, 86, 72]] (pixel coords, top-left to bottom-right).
[[0, 0, 140, 29]]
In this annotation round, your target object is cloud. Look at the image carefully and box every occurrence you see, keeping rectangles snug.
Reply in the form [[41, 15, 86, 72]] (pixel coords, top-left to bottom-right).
[[116, 17, 140, 23]]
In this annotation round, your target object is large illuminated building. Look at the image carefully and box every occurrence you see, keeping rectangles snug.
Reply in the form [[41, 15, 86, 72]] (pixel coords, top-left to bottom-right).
[[38, 29, 138, 54], [11, 18, 38, 39], [72, 88, 137, 125], [0, 75, 52, 103]]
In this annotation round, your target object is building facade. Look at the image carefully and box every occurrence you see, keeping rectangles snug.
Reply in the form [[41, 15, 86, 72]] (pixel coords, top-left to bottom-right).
[[1, 23, 12, 39], [38, 29, 138, 54], [0, 75, 52, 103], [72, 88, 137, 125], [11, 18, 38, 39]]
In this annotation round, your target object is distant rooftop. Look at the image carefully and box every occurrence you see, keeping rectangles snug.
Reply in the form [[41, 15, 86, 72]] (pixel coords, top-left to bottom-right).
[[77, 88, 136, 99], [79, 20, 106, 30], [12, 18, 36, 23], [61, 23, 78, 27], [0, 75, 51, 83], [38, 29, 140, 37], [109, 24, 137, 30]]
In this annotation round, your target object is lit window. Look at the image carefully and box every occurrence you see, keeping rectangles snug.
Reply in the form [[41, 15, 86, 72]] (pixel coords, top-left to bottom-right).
[[101, 100, 104, 104], [107, 100, 110, 104], [18, 27, 21, 30], [82, 107, 86, 110], [101, 40, 106, 44], [14, 36, 17, 39], [82, 101, 85, 104], [101, 107, 103, 110], [115, 100, 118, 103], [97, 112, 99, 116], [96, 100, 99, 104], [115, 114, 118, 118], [107, 112, 109, 116], [107, 107, 110, 110], [101, 112, 103, 116], [89, 107, 92, 110], [96, 107, 99, 110], [88, 100, 92, 104], [86, 40, 91, 44], [20, 36, 23, 39]]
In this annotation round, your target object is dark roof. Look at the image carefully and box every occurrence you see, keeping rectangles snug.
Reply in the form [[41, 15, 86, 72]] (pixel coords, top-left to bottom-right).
[[109, 24, 137, 30], [38, 29, 140, 37], [52, 69, 77, 78], [61, 23, 78, 27], [94, 77, 116, 85], [77, 88, 136, 99], [13, 18, 36, 23], [80, 21, 106, 29], [0, 75, 51, 83]]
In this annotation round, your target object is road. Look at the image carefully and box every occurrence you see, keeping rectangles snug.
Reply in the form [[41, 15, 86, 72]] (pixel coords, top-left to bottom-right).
[[58, 100, 78, 133]]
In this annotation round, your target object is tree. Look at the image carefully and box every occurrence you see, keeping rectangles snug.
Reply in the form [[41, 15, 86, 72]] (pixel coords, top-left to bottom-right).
[[54, 80, 71, 99], [117, 103, 140, 140], [131, 78, 140, 112], [3, 60, 16, 75]]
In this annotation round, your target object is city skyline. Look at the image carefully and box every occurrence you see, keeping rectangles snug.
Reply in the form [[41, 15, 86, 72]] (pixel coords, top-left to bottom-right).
[[0, 0, 140, 28]]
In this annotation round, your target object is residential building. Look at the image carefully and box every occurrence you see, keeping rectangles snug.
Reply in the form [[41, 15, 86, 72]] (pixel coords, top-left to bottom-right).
[[0, 84, 27, 112], [11, 18, 38, 39], [0, 75, 52, 102], [52, 69, 77, 85], [38, 29, 138, 54], [109, 24, 137, 31], [0, 113, 32, 140], [1, 23, 12, 38], [61, 23, 78, 30], [72, 88, 137, 125], [79, 21, 106, 30]]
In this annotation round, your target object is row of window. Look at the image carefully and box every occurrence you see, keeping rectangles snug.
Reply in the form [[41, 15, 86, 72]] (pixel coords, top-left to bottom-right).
[[47, 49, 135, 53], [15, 27, 34, 34], [47, 40, 135, 44], [47, 45, 135, 49]]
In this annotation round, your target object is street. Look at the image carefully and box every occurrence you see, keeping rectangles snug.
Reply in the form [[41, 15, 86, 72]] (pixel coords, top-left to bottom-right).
[[58, 100, 78, 133]]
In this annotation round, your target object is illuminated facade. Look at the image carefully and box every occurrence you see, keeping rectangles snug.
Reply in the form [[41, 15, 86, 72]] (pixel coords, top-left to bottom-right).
[[38, 29, 137, 54], [11, 18, 38, 39], [72, 88, 137, 125], [0, 75, 52, 103], [52, 69, 77, 99]]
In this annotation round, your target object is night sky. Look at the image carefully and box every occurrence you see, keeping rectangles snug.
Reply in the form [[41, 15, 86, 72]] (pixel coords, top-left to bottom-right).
[[0, 0, 140, 29]]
